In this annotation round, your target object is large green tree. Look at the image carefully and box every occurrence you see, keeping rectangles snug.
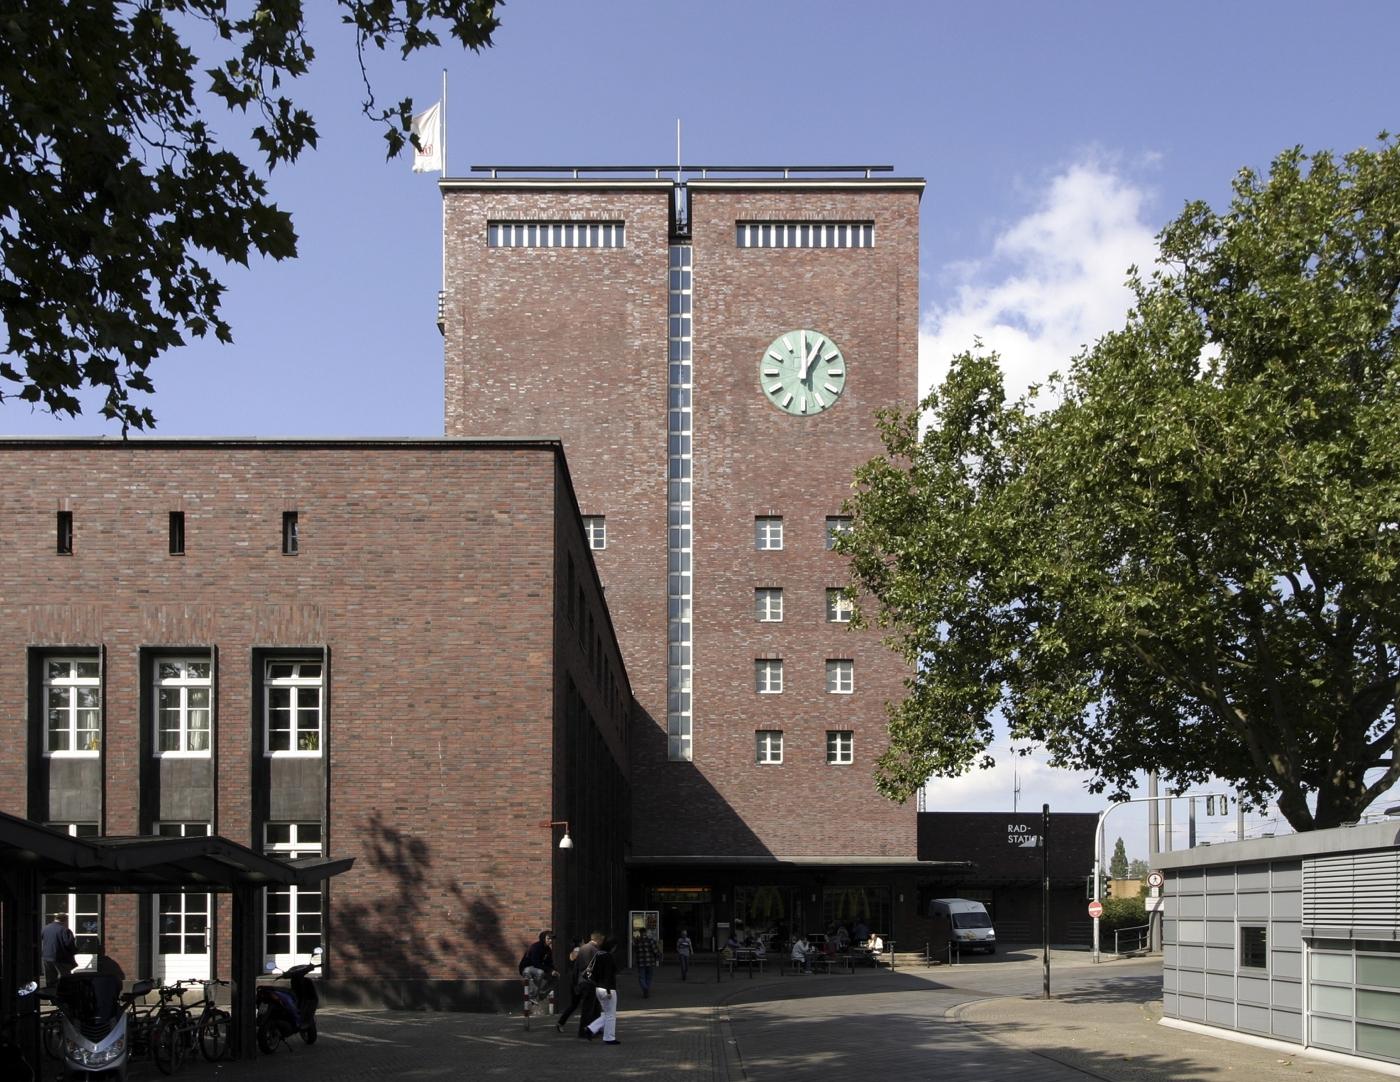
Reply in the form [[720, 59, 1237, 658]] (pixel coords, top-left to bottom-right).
[[842, 137, 1400, 831], [0, 1, 502, 431]]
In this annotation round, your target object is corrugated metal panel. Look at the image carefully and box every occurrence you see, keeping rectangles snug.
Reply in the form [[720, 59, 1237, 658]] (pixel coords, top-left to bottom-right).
[[1303, 850, 1400, 933]]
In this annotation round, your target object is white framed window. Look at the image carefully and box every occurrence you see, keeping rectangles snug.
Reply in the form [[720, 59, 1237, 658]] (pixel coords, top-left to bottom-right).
[[826, 659, 855, 694], [755, 659, 784, 694], [825, 516, 853, 550], [44, 657, 100, 755], [736, 221, 875, 249], [827, 730, 854, 765], [155, 823, 211, 962], [488, 220, 626, 248], [155, 658, 212, 755], [755, 588, 784, 622], [756, 516, 784, 551], [265, 660, 323, 755], [583, 516, 607, 550], [756, 730, 784, 765], [264, 822, 323, 968], [42, 823, 100, 966], [826, 588, 854, 623]]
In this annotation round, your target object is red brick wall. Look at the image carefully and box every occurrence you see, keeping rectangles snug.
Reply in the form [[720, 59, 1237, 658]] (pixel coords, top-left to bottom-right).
[[442, 185, 672, 755], [441, 180, 922, 863], [653, 185, 921, 857], [0, 440, 619, 994]]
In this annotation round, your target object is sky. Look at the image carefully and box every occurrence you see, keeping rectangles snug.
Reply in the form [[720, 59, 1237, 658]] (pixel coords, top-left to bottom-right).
[[6, 1, 1399, 858]]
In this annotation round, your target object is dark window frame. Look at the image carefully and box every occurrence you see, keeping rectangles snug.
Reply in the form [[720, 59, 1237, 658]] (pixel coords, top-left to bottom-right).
[[1240, 925, 1268, 969], [57, 510, 73, 554], [169, 511, 185, 555]]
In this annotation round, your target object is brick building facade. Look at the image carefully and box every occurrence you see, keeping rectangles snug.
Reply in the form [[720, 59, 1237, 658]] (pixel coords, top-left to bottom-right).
[[0, 439, 629, 1007], [441, 171, 928, 947], [2, 165, 939, 1003]]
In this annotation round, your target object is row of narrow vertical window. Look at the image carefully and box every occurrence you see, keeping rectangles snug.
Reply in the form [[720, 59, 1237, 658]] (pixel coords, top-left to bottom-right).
[[52, 511, 299, 554]]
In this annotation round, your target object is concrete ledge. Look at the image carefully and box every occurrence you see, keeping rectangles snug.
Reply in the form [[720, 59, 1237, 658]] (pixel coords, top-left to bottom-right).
[[1160, 1016, 1400, 1078]]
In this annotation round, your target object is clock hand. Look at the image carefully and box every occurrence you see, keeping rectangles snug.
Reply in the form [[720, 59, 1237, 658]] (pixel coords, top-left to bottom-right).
[[800, 336, 821, 381]]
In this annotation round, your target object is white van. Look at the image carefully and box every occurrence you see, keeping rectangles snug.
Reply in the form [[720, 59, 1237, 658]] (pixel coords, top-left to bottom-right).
[[928, 898, 996, 955]]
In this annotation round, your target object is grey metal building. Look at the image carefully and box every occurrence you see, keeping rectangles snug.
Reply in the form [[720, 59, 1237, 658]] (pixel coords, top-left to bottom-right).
[[1157, 820, 1400, 1071]]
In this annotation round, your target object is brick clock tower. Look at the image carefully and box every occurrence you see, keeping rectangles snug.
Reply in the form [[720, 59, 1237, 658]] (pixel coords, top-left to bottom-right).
[[442, 166, 926, 946]]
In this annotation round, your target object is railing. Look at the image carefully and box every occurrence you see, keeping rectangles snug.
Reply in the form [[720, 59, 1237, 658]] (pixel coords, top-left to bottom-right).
[[1113, 923, 1152, 956], [468, 164, 895, 180]]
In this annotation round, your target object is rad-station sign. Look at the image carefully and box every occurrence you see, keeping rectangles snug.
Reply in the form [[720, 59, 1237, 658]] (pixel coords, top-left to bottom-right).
[[1006, 822, 1040, 848]]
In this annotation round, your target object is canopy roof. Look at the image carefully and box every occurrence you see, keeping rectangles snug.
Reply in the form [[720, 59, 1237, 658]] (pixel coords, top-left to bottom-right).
[[0, 810, 352, 892]]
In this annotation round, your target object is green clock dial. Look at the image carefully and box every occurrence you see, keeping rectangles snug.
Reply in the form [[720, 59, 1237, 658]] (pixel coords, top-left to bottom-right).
[[759, 329, 847, 416]]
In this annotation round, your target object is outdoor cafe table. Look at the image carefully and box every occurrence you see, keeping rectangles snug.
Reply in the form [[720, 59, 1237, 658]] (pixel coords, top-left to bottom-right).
[[726, 947, 767, 977]]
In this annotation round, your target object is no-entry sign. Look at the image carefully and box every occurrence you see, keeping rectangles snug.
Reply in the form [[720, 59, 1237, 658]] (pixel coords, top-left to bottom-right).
[[1088, 900, 1104, 919]]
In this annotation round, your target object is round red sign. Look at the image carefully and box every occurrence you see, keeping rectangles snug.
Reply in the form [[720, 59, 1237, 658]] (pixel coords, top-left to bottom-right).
[[1088, 900, 1104, 919]]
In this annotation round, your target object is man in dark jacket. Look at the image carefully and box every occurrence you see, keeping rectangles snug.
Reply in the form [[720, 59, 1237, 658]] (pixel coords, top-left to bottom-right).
[[519, 930, 557, 1001], [41, 913, 77, 988], [562, 930, 604, 1036]]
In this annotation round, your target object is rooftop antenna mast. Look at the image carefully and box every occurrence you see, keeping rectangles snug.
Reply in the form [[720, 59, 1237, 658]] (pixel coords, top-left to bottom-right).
[[1013, 759, 1021, 812], [676, 118, 682, 181]]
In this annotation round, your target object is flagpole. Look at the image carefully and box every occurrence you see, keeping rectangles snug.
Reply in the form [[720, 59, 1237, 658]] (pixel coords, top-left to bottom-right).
[[440, 68, 447, 306]]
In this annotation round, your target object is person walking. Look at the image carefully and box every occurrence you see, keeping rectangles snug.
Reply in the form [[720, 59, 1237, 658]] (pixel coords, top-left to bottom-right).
[[583, 938, 620, 1045], [40, 913, 76, 988], [561, 930, 604, 1037], [676, 928, 692, 981], [633, 929, 659, 999]]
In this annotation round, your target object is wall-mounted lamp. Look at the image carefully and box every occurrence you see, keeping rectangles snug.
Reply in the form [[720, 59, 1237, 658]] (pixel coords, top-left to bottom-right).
[[538, 819, 573, 849]]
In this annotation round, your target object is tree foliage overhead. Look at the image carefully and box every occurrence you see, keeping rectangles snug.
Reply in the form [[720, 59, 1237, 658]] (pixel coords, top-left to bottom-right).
[[0, 1, 502, 432], [842, 137, 1400, 831]]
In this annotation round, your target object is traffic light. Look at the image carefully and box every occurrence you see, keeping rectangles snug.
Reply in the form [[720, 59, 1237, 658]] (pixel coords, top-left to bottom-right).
[[1105, 878, 1115, 899]]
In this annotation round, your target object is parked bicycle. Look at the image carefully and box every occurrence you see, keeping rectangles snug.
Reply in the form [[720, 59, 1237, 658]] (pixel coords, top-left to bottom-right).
[[152, 978, 232, 1074], [521, 977, 556, 1031]]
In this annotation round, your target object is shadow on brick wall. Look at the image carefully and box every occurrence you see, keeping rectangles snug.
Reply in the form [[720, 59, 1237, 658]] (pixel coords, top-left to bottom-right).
[[327, 810, 514, 1010]]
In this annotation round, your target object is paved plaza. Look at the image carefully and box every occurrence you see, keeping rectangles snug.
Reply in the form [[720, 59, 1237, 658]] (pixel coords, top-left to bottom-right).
[[102, 950, 1389, 1081]]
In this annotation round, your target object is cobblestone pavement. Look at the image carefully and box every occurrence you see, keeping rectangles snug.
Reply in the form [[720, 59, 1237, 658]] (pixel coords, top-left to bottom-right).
[[92, 951, 1393, 1082]]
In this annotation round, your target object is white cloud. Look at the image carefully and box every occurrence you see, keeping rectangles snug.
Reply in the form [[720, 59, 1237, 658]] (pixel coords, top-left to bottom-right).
[[919, 161, 1160, 403]]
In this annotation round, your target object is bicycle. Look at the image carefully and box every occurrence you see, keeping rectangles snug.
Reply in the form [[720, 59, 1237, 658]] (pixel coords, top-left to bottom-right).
[[152, 978, 231, 1073], [521, 976, 556, 1031]]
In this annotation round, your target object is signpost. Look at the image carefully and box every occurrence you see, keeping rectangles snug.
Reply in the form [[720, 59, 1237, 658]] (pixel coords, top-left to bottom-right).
[[1087, 899, 1104, 920]]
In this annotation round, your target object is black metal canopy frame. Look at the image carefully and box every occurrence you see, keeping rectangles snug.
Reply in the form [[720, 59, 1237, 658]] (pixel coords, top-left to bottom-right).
[[0, 811, 352, 1061]]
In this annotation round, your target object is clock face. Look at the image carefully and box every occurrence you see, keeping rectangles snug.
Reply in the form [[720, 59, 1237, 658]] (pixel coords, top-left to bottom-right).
[[759, 330, 847, 416]]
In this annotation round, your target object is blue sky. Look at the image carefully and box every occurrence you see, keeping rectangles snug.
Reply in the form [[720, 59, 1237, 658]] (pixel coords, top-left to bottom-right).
[[7, 1, 1398, 853]]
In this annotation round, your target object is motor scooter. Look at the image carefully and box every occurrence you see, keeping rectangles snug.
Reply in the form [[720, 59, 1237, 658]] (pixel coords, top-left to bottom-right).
[[255, 948, 322, 1053], [51, 972, 153, 1080], [0, 981, 43, 1082]]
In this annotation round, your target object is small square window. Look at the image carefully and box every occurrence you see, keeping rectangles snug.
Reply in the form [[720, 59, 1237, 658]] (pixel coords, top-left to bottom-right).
[[826, 588, 853, 623], [755, 659, 783, 694], [827, 730, 854, 765], [825, 516, 853, 550], [755, 516, 783, 551], [282, 512, 299, 555], [583, 516, 607, 550], [755, 588, 783, 622], [756, 730, 784, 765], [826, 659, 854, 694], [57, 510, 73, 555], [169, 511, 185, 555], [1240, 926, 1267, 969]]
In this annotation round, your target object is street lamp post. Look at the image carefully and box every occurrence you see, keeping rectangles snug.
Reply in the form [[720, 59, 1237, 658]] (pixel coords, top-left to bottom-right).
[[1091, 793, 1229, 962]]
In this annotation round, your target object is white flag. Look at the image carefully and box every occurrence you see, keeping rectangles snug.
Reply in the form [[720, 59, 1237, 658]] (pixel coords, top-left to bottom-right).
[[410, 102, 442, 173]]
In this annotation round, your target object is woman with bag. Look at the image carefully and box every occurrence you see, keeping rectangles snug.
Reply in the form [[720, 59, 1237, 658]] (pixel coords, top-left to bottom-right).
[[583, 937, 620, 1044]]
